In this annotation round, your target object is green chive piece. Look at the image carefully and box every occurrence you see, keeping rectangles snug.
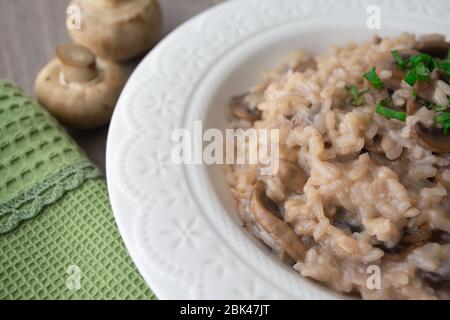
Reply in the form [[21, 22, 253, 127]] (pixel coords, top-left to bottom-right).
[[405, 70, 417, 86], [414, 63, 430, 81], [346, 85, 369, 106], [391, 50, 407, 69], [363, 68, 384, 89], [444, 121, 450, 134], [439, 60, 450, 78], [376, 99, 406, 121], [435, 112, 450, 123], [430, 104, 448, 112]]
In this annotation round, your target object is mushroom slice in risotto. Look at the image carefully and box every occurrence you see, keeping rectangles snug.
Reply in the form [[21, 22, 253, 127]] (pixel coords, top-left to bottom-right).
[[415, 33, 450, 59], [277, 160, 308, 195], [412, 122, 450, 153], [229, 93, 262, 122], [250, 180, 305, 261]]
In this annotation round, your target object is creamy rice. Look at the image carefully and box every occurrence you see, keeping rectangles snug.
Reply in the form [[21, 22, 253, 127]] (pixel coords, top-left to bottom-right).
[[226, 34, 450, 300]]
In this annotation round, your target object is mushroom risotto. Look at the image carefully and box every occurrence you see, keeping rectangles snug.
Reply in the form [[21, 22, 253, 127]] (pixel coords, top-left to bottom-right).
[[225, 34, 450, 300]]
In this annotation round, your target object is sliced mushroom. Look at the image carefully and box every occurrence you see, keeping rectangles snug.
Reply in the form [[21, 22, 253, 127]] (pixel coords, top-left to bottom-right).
[[402, 223, 432, 246], [375, 50, 420, 90], [331, 207, 363, 234], [406, 95, 420, 116], [420, 270, 450, 289], [415, 34, 450, 59], [278, 160, 308, 194], [292, 56, 317, 73], [365, 134, 384, 154], [229, 93, 262, 122], [412, 122, 450, 153], [250, 180, 305, 261], [35, 43, 126, 129], [431, 230, 450, 245]]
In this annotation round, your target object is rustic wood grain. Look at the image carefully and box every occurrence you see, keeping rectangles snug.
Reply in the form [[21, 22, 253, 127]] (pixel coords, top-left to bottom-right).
[[0, 0, 225, 171]]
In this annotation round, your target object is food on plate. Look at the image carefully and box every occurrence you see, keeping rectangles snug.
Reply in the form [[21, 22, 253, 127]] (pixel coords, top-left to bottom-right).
[[35, 43, 125, 129], [67, 0, 163, 61], [225, 33, 450, 299]]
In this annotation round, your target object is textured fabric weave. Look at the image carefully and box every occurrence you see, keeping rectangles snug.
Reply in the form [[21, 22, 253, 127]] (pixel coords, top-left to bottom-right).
[[0, 80, 154, 299], [0, 180, 154, 299]]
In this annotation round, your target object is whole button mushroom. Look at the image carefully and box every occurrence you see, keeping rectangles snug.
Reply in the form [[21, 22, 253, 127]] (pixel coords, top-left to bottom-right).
[[68, 0, 162, 61], [35, 43, 126, 129]]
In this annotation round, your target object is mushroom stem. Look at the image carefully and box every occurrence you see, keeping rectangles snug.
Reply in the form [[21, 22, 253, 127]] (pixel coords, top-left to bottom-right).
[[55, 44, 98, 83]]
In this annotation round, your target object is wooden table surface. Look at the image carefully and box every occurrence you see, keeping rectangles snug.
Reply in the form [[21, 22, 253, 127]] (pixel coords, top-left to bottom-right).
[[0, 0, 225, 172]]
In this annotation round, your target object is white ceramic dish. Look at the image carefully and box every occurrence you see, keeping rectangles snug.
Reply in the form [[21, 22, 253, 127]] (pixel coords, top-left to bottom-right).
[[106, 0, 450, 299]]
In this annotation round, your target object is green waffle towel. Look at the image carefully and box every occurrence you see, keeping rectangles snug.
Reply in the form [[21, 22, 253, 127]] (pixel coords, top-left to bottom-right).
[[0, 80, 154, 299]]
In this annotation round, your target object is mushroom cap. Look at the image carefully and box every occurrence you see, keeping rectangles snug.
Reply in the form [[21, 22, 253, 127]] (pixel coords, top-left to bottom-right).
[[68, 0, 162, 61], [415, 33, 450, 59], [412, 122, 450, 153], [35, 58, 125, 129]]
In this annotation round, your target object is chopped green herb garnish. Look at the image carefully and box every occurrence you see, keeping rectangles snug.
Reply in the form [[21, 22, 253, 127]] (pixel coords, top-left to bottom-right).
[[439, 60, 450, 78], [430, 103, 448, 112], [391, 50, 407, 69], [444, 122, 450, 134], [435, 112, 450, 124], [393, 53, 439, 86], [415, 96, 448, 112], [363, 68, 384, 89], [410, 53, 438, 70], [405, 69, 418, 86], [346, 85, 369, 106], [414, 63, 430, 81], [435, 112, 450, 134], [412, 88, 417, 100], [376, 98, 406, 121]]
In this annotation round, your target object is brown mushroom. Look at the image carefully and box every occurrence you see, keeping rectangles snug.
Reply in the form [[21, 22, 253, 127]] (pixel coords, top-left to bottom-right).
[[420, 270, 450, 289], [415, 34, 450, 59], [412, 122, 450, 153], [68, 0, 162, 61], [375, 50, 420, 90], [35, 43, 126, 129], [278, 160, 308, 194], [250, 180, 305, 261], [292, 56, 317, 73], [431, 230, 450, 245], [229, 93, 262, 122], [330, 207, 363, 234], [365, 134, 384, 154]]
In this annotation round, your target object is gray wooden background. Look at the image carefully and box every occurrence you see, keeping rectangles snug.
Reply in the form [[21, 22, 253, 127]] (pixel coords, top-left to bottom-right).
[[0, 0, 225, 171]]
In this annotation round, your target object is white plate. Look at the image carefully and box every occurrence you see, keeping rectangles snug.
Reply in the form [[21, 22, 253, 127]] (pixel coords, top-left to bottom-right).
[[106, 0, 450, 299]]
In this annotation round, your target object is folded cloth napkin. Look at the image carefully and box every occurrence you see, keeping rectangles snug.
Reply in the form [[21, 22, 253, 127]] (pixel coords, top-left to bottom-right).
[[0, 80, 154, 299]]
